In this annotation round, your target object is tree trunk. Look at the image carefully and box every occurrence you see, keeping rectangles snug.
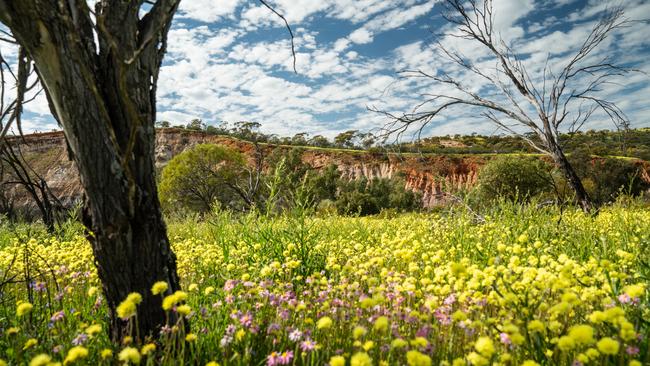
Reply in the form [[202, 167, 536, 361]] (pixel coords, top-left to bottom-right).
[[0, 1, 182, 342], [547, 140, 593, 212]]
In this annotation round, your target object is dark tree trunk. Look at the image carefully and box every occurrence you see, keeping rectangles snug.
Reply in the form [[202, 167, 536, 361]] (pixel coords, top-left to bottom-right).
[[547, 139, 593, 212], [0, 1, 182, 342]]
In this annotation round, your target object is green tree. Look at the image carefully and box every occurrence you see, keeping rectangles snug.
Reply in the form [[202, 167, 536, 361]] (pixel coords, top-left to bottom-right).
[[334, 130, 359, 149], [159, 144, 248, 213], [475, 156, 552, 202]]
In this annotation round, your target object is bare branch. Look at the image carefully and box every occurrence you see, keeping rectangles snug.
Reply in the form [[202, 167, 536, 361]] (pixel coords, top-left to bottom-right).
[[259, 0, 297, 73]]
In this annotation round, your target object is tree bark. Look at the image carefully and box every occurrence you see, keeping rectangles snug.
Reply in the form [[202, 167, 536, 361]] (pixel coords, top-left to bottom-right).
[[0, 1, 182, 342], [547, 139, 593, 212]]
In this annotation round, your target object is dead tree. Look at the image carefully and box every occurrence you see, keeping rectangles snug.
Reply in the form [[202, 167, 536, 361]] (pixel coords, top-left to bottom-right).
[[0, 0, 295, 342], [373, 0, 637, 212], [0, 42, 63, 231], [0, 141, 64, 232]]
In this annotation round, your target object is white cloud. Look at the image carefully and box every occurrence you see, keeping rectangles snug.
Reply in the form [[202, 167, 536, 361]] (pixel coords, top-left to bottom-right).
[[177, 0, 242, 22], [349, 28, 374, 44]]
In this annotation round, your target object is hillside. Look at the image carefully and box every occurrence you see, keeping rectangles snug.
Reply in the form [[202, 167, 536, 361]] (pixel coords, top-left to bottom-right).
[[3, 128, 650, 213]]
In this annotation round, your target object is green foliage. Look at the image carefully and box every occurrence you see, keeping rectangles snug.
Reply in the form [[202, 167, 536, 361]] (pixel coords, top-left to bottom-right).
[[158, 144, 247, 213], [335, 176, 421, 215], [566, 150, 650, 204], [475, 156, 553, 202]]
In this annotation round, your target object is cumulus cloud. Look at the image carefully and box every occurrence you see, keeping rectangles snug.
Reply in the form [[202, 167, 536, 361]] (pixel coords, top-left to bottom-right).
[[348, 28, 374, 44], [15, 0, 650, 137]]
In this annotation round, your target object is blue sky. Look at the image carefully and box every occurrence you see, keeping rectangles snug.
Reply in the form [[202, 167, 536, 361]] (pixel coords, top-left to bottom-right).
[[11, 0, 650, 139]]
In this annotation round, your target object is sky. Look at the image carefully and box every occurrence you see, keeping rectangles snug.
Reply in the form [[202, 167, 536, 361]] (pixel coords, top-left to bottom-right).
[[7, 0, 650, 140]]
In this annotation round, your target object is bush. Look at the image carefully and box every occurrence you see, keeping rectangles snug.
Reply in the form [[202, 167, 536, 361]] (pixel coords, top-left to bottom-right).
[[475, 156, 552, 202], [159, 144, 247, 213], [335, 176, 421, 216], [566, 150, 650, 204]]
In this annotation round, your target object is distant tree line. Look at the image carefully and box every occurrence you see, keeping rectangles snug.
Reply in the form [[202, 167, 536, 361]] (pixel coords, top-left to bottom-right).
[[157, 119, 380, 151], [156, 119, 650, 161]]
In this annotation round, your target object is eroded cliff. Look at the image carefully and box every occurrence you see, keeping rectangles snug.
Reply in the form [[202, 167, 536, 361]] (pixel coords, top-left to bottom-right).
[[4, 129, 487, 210]]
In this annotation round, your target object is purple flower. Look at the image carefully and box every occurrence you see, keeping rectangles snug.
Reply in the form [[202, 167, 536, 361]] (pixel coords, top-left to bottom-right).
[[31, 282, 47, 292], [444, 294, 456, 305], [267, 352, 280, 366], [72, 333, 88, 345], [239, 312, 253, 327], [220, 335, 233, 348], [267, 351, 294, 366], [499, 332, 511, 346], [618, 293, 631, 304], [289, 329, 302, 342], [52, 345, 63, 354], [434, 307, 451, 326], [279, 351, 294, 364], [51, 311, 65, 322], [224, 280, 239, 292], [267, 323, 281, 334], [300, 340, 317, 352], [626, 346, 640, 355]]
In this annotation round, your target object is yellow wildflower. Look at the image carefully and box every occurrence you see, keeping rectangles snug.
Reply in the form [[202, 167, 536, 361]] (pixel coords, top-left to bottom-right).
[[151, 281, 168, 295], [474, 336, 495, 357], [373, 316, 389, 332], [317, 316, 333, 329], [64, 346, 89, 365], [406, 350, 432, 366], [141, 343, 156, 356], [527, 320, 545, 333], [557, 336, 576, 351], [85, 324, 102, 336], [596, 337, 619, 355], [353, 326, 367, 339], [101, 349, 113, 359], [119, 347, 141, 365], [623, 284, 645, 298], [23, 338, 38, 350], [330, 356, 346, 366], [176, 304, 191, 315], [568, 325, 595, 345], [126, 293, 142, 305], [350, 352, 372, 366], [17, 302, 33, 317], [391, 338, 408, 348], [29, 354, 51, 366], [116, 299, 137, 319]]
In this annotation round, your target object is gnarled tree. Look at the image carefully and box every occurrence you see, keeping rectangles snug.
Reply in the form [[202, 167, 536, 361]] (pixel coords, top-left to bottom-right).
[[0, 0, 184, 342], [0, 0, 294, 342], [374, 0, 637, 212]]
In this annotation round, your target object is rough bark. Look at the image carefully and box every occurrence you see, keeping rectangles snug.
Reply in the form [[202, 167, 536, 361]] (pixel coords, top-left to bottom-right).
[[0, 0, 182, 342]]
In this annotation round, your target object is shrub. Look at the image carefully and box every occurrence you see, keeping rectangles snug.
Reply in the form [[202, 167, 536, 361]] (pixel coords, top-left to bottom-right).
[[335, 176, 421, 216], [159, 144, 247, 213], [566, 150, 650, 204], [475, 156, 552, 202]]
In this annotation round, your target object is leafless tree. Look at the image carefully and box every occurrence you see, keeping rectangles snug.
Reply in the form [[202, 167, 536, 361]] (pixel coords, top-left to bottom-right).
[[373, 0, 639, 212], [0, 0, 294, 342], [0, 37, 62, 232]]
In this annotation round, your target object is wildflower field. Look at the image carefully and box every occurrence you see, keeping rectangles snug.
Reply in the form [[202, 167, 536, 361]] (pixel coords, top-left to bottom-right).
[[0, 203, 649, 366]]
